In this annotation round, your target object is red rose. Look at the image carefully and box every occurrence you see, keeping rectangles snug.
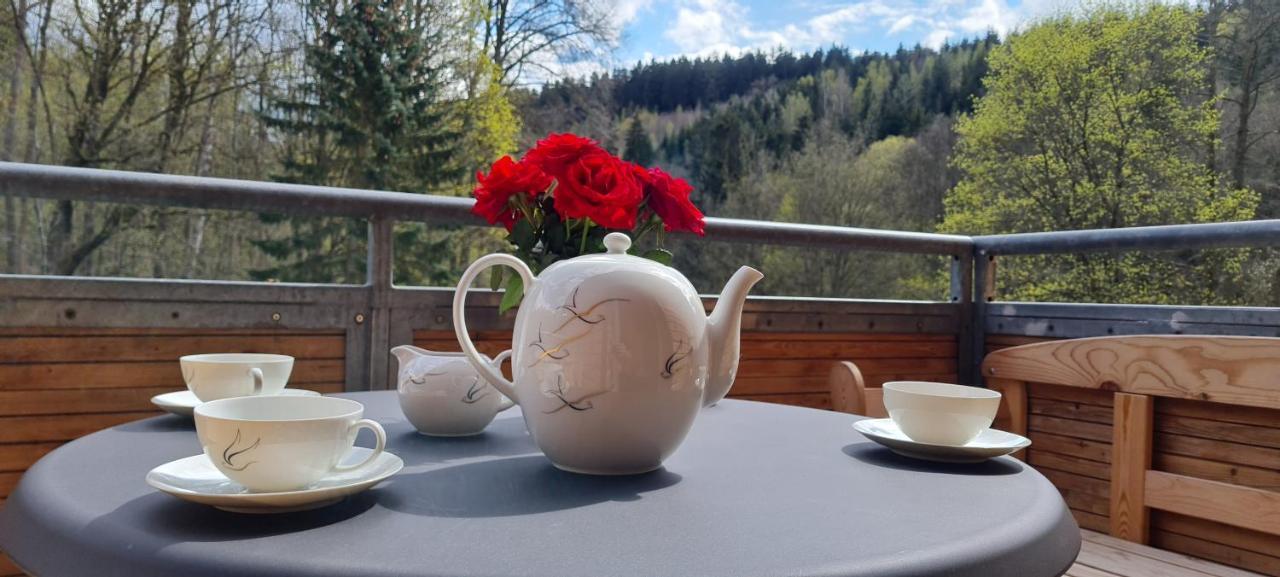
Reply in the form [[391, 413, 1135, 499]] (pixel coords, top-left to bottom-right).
[[471, 155, 553, 231], [552, 151, 644, 229], [643, 167, 705, 235], [524, 133, 607, 177]]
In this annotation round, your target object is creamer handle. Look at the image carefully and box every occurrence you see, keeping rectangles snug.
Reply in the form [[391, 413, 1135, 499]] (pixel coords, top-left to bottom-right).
[[492, 349, 515, 412]]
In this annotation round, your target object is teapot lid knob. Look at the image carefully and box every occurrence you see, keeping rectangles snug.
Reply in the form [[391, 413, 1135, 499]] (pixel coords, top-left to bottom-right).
[[603, 232, 631, 255]]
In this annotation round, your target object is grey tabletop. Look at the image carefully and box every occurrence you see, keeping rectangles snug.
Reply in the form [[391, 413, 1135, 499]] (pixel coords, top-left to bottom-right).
[[0, 392, 1079, 577]]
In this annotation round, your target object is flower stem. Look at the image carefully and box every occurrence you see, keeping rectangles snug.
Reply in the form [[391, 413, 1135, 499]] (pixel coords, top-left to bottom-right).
[[579, 219, 592, 254]]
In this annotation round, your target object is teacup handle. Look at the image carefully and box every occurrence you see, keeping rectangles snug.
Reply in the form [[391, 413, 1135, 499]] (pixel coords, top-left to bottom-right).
[[491, 350, 515, 412], [250, 367, 264, 395], [334, 419, 386, 472]]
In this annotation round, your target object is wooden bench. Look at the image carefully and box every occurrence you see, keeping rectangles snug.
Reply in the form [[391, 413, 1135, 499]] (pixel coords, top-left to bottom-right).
[[984, 335, 1280, 576]]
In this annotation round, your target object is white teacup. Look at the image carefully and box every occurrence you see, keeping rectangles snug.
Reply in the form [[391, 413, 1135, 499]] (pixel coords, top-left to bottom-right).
[[181, 353, 294, 402], [194, 396, 386, 492], [882, 381, 1002, 446], [391, 346, 514, 436]]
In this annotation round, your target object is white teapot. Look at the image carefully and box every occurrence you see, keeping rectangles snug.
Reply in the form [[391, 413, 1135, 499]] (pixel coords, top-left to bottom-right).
[[390, 346, 513, 436], [453, 232, 762, 474]]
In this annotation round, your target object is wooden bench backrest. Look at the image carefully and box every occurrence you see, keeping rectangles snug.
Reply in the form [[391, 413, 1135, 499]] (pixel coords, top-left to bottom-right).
[[983, 335, 1280, 545]]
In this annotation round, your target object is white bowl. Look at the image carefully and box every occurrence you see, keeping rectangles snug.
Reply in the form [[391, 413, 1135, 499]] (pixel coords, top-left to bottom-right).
[[882, 381, 1001, 446]]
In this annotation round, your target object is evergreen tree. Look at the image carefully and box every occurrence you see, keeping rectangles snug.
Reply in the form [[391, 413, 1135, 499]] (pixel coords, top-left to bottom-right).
[[254, 0, 458, 283], [622, 116, 655, 166]]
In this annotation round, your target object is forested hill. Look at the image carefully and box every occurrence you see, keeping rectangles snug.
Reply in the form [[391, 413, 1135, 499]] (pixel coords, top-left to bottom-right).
[[519, 36, 998, 212], [517, 38, 1001, 300]]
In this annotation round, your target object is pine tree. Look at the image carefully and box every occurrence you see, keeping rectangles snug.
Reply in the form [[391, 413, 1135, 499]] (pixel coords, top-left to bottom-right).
[[622, 116, 654, 166], [254, 0, 458, 283]]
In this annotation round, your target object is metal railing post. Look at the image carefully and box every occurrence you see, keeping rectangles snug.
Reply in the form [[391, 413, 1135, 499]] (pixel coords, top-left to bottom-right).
[[951, 253, 975, 384], [366, 217, 394, 390], [971, 251, 995, 386]]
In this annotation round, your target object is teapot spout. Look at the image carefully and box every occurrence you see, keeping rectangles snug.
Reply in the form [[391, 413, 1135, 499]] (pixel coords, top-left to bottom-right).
[[704, 266, 764, 407], [390, 345, 428, 368]]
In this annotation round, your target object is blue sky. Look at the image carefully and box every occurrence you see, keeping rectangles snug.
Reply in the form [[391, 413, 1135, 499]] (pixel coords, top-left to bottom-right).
[[604, 0, 1070, 67]]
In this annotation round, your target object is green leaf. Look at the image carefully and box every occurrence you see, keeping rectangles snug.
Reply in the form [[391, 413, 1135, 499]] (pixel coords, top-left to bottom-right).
[[488, 265, 505, 291], [511, 219, 536, 252], [642, 248, 674, 266], [499, 273, 524, 315]]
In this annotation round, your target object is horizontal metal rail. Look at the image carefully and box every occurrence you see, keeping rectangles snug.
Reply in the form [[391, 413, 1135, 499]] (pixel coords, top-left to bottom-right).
[[0, 162, 973, 255], [974, 220, 1280, 256]]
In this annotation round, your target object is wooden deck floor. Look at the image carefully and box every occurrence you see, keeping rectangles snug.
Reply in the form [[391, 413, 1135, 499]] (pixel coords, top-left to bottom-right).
[[1068, 530, 1266, 577]]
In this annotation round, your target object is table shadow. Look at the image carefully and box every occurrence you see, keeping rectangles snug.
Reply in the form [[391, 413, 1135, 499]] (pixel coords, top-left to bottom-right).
[[841, 443, 1023, 476], [113, 415, 194, 433], [80, 490, 379, 549], [377, 455, 681, 518], [389, 417, 539, 465]]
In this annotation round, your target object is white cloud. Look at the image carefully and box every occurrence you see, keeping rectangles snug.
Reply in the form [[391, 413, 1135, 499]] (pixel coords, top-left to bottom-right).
[[888, 15, 917, 34], [645, 0, 1084, 64], [612, 0, 656, 28]]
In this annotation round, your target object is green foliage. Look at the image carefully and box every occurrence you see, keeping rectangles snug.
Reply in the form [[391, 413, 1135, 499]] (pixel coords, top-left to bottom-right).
[[255, 0, 460, 283], [941, 4, 1260, 304]]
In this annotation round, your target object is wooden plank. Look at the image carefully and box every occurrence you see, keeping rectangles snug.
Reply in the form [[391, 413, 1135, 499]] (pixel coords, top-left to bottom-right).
[[1064, 564, 1124, 577], [1061, 488, 1114, 517], [742, 332, 954, 342], [1152, 530, 1280, 577], [0, 442, 59, 472], [1154, 511, 1280, 560], [829, 361, 865, 415], [1076, 510, 1112, 533], [1145, 470, 1280, 536], [1031, 397, 1116, 425], [1030, 414, 1113, 443], [738, 340, 957, 361], [0, 412, 153, 443], [0, 358, 344, 391], [1074, 535, 1224, 577], [1040, 467, 1113, 499], [985, 335, 1053, 347], [1158, 414, 1280, 451], [738, 357, 957, 379], [1030, 451, 1111, 480], [857, 373, 958, 389], [1155, 453, 1280, 491], [1159, 398, 1280, 430], [1030, 384, 1115, 408], [0, 387, 188, 416], [414, 330, 956, 344], [1030, 432, 1113, 463], [1111, 393, 1154, 543], [988, 378, 1027, 459], [982, 336, 1280, 410], [0, 334, 346, 363], [0, 327, 342, 337], [1082, 529, 1266, 577], [1157, 433, 1280, 472]]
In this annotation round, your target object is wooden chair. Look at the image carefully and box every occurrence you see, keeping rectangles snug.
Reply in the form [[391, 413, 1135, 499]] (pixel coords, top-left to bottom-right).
[[982, 335, 1280, 551], [828, 361, 888, 418]]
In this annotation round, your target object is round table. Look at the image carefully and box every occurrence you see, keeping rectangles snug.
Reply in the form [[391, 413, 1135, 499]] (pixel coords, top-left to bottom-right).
[[0, 392, 1080, 577]]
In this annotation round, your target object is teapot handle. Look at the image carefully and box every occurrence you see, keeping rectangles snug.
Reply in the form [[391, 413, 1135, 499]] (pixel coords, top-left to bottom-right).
[[453, 254, 533, 405]]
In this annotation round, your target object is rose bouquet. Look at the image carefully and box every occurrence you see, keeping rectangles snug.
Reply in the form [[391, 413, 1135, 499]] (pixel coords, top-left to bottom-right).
[[471, 133, 705, 311]]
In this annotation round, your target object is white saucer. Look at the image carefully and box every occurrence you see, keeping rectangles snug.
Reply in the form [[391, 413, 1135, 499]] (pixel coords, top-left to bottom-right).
[[146, 447, 402, 513], [151, 389, 321, 417], [852, 418, 1031, 463]]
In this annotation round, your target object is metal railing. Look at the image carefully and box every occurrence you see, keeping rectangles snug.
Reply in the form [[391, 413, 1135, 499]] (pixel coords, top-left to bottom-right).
[[4, 161, 1280, 388]]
